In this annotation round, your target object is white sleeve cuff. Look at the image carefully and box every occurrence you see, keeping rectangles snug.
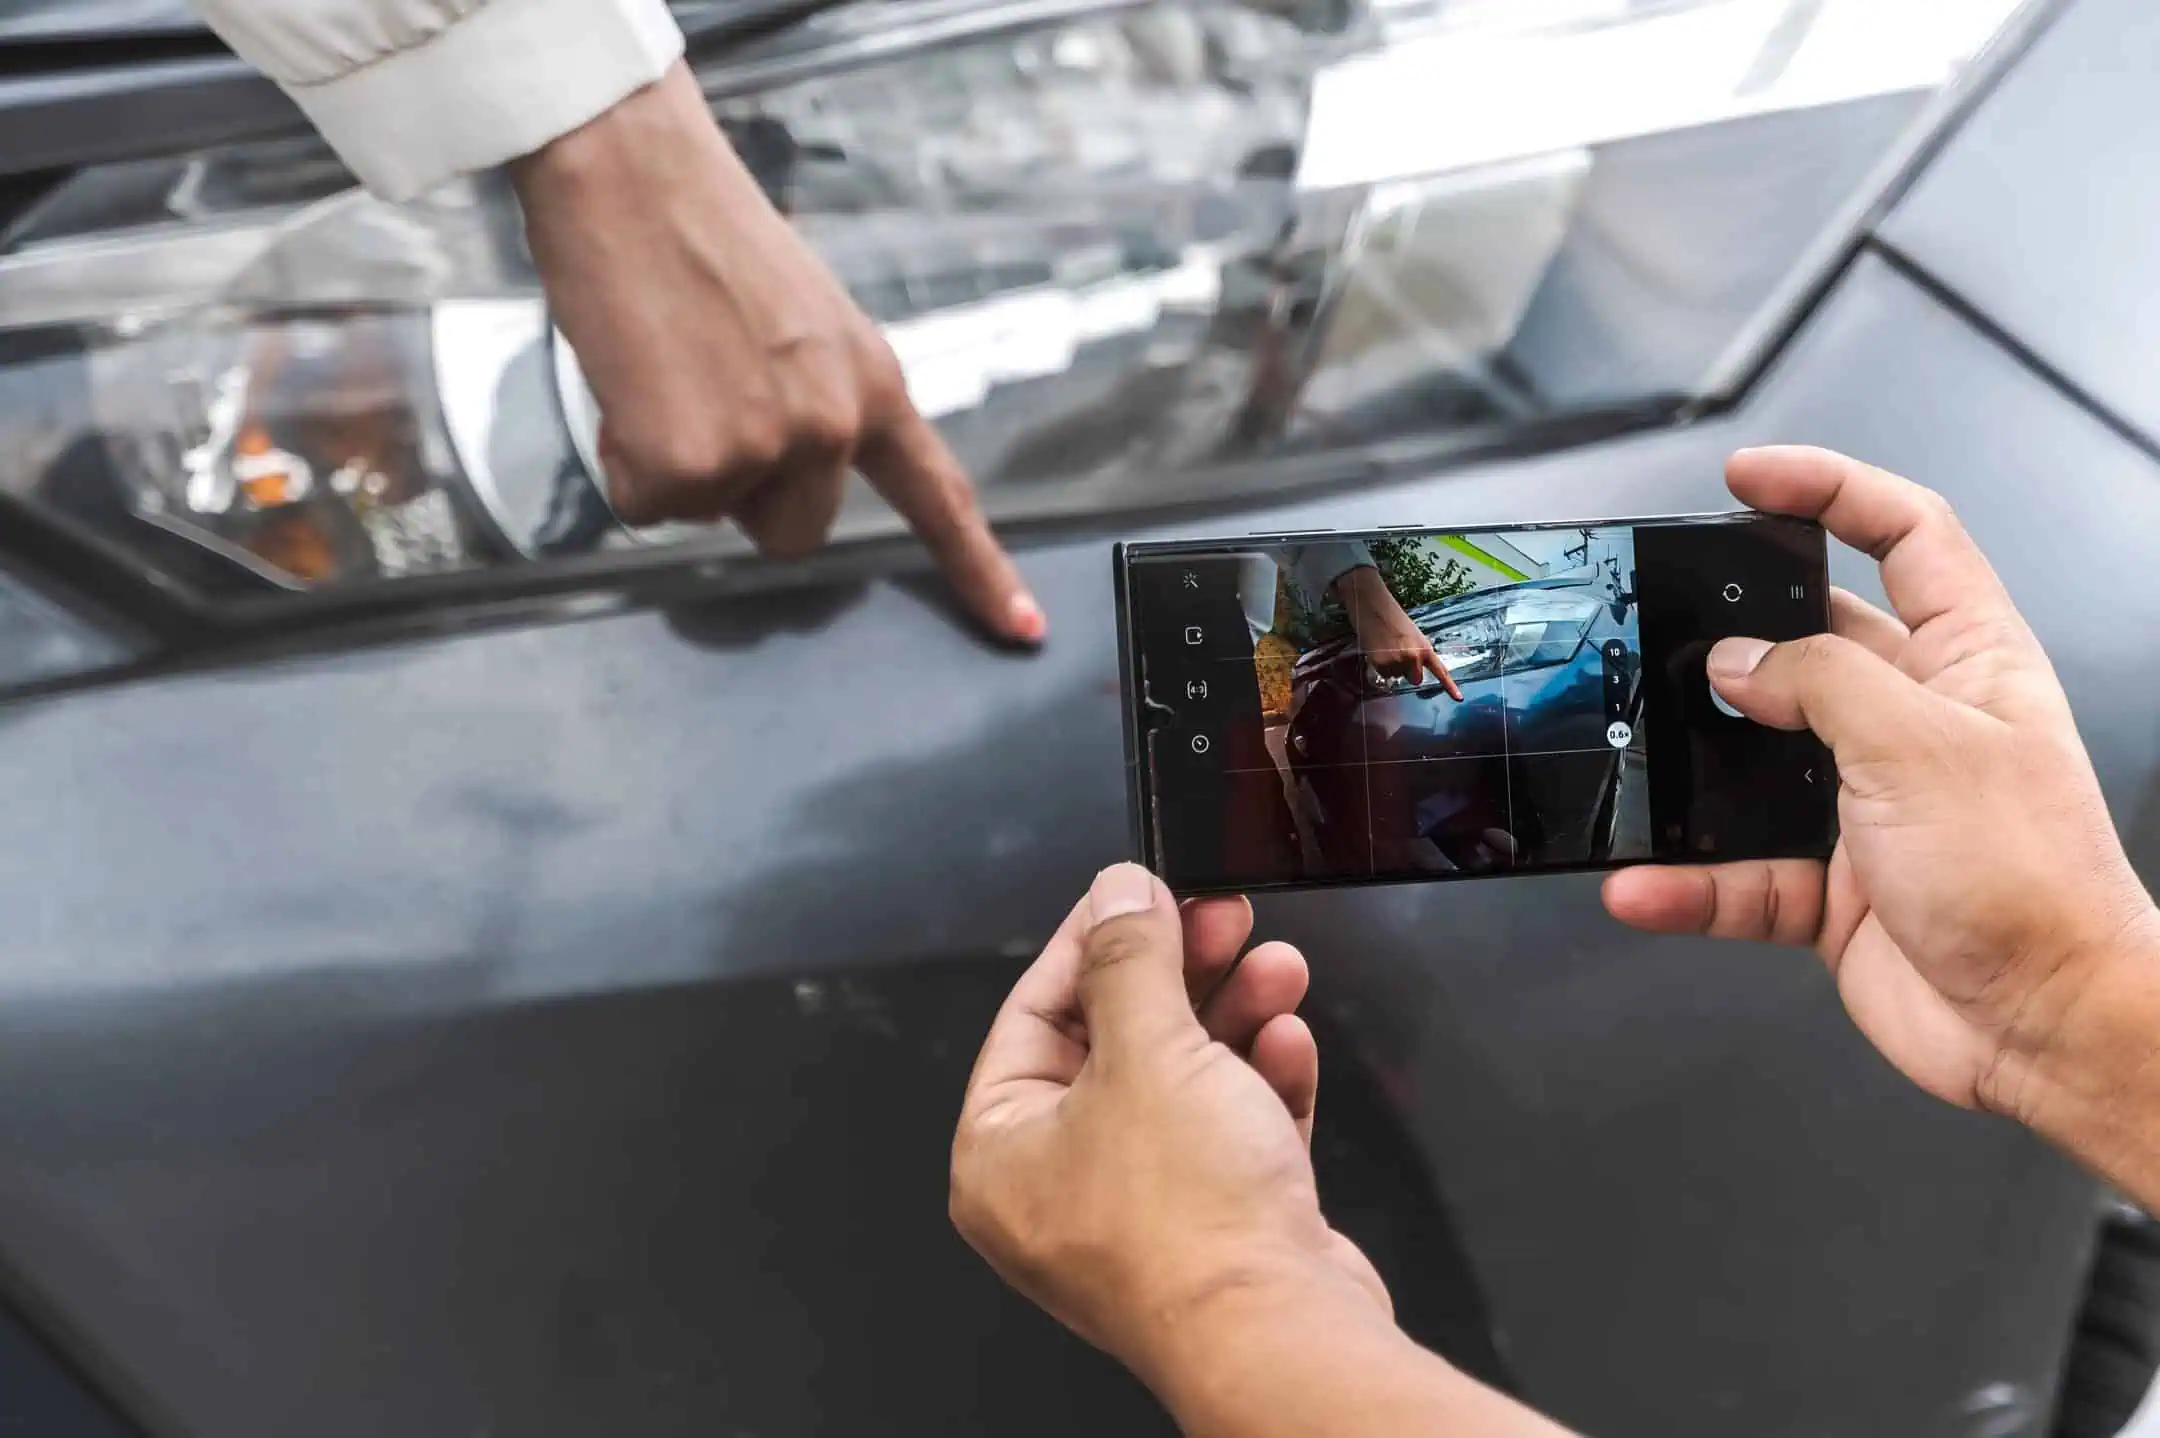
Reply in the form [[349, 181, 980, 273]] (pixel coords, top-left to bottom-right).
[[1288, 541, 1377, 603], [285, 0, 686, 203]]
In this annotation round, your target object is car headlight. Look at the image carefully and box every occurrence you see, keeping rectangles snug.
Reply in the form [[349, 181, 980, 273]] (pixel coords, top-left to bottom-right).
[[1374, 587, 1604, 690], [0, 0, 2032, 604]]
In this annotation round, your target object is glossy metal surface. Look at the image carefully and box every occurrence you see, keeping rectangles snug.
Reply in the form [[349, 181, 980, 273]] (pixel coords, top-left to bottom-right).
[[0, 245, 2144, 1436], [1882, 0, 2160, 453]]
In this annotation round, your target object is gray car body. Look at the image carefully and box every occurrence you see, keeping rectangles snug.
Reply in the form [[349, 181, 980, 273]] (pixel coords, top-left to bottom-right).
[[1, 0, 2158, 1435]]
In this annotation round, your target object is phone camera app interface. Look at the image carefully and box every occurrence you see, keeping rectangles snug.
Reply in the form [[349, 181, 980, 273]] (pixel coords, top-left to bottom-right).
[[1132, 528, 1649, 889]]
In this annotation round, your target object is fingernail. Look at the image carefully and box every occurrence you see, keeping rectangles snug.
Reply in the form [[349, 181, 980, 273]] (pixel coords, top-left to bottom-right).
[[1088, 864, 1156, 927], [1007, 591, 1046, 644], [1708, 636, 1773, 679]]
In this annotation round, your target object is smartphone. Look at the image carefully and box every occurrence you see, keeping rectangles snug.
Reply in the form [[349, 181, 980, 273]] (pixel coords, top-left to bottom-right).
[[1116, 514, 1835, 894]]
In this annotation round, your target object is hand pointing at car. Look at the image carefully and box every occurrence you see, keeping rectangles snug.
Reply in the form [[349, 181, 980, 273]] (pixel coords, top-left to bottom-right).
[[514, 63, 1046, 645], [196, 0, 1049, 647], [1336, 565, 1463, 699]]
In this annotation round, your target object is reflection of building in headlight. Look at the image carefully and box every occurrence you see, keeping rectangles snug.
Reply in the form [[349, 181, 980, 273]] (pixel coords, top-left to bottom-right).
[[1298, 0, 2024, 189], [882, 247, 1226, 420]]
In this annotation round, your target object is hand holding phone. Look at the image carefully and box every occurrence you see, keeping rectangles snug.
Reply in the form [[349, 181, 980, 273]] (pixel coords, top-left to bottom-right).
[[1116, 509, 1835, 894], [952, 865, 1573, 1436], [1605, 447, 2160, 1128]]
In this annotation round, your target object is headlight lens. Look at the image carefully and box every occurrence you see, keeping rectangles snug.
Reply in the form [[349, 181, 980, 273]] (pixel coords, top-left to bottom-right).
[[1375, 587, 1603, 689], [92, 311, 467, 585], [0, 0, 2030, 600]]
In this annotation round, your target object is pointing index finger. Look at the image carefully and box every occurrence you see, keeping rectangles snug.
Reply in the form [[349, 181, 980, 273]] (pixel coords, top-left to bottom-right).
[[1420, 640, 1462, 701], [858, 399, 1046, 646], [1725, 446, 2014, 634]]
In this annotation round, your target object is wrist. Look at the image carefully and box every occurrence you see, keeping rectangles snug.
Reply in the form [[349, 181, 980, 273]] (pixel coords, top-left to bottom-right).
[[1334, 565, 1385, 605], [1130, 1253, 1402, 1425], [1982, 896, 2160, 1173], [510, 61, 727, 205], [1335, 566, 1391, 636]]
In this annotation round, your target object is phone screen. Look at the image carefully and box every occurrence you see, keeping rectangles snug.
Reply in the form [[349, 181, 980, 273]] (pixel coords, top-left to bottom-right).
[[1117, 515, 1835, 893]]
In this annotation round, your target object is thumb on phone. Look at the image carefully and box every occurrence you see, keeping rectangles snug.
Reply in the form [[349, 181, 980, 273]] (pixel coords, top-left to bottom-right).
[[1076, 864, 1205, 1057], [1707, 633, 1956, 769]]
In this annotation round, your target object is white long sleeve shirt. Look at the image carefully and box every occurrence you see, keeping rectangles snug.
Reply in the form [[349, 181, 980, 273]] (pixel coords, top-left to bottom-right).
[[192, 0, 686, 201], [1233, 541, 1376, 646]]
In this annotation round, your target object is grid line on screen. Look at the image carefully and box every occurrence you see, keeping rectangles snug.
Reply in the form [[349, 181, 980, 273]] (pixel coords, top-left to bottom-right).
[[1499, 619, 1515, 875], [1210, 745, 1629, 780], [1356, 592, 1376, 882], [1135, 522, 1662, 886]]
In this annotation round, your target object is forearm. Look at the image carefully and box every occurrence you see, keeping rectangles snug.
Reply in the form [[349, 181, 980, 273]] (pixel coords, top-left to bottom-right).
[[1147, 1275, 1574, 1438], [1992, 904, 2160, 1211], [1332, 564, 1388, 609]]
